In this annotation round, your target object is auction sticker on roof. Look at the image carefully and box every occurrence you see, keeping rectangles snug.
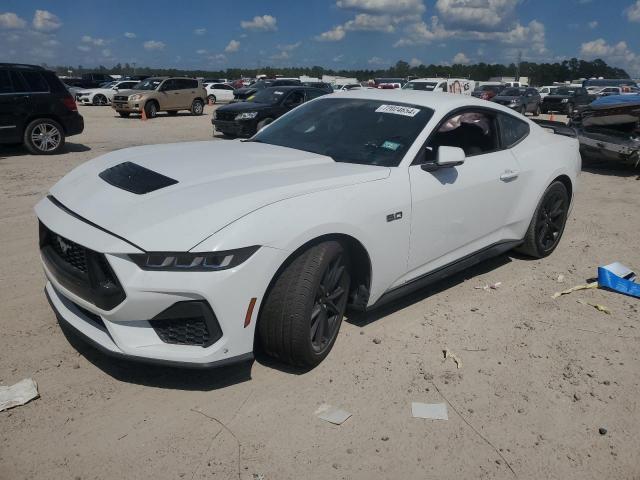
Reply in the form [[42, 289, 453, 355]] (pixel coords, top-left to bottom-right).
[[375, 104, 421, 117]]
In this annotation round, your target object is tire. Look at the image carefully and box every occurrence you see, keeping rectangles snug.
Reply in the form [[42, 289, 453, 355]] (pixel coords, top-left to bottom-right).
[[144, 101, 158, 118], [207, 94, 217, 104], [516, 181, 569, 258], [520, 105, 527, 116], [534, 104, 541, 116], [92, 94, 107, 106], [167, 110, 178, 116], [540, 107, 548, 114], [256, 117, 273, 132], [566, 103, 574, 116], [258, 241, 351, 367], [191, 99, 204, 116], [118, 112, 130, 118], [23, 118, 65, 155]]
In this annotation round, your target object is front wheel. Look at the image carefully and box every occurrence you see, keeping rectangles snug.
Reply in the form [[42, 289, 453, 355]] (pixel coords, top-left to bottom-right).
[[92, 94, 108, 106], [516, 181, 569, 258], [258, 241, 351, 367], [191, 99, 204, 116], [144, 101, 158, 118], [24, 118, 65, 155], [534, 104, 541, 116]]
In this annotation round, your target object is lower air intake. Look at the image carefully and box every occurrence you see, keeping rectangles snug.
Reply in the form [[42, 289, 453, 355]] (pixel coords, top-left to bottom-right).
[[149, 301, 222, 347]]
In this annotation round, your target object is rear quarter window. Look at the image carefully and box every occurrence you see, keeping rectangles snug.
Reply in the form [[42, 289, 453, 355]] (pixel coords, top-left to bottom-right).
[[20, 71, 49, 93], [499, 113, 530, 148], [0, 70, 12, 93]]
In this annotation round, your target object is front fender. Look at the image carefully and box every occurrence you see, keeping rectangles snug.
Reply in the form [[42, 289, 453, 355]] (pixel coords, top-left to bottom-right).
[[193, 174, 411, 303]]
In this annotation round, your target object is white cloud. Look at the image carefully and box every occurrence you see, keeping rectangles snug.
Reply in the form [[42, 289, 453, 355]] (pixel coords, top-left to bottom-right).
[[194, 28, 206, 35], [316, 25, 346, 41], [581, 38, 639, 74], [344, 13, 396, 32], [33, 10, 61, 31], [277, 41, 301, 52], [43, 38, 59, 47], [409, 57, 423, 66], [240, 15, 278, 31], [77, 45, 91, 52], [368, 56, 387, 65], [82, 35, 106, 46], [224, 39, 240, 52], [336, 0, 426, 14], [143, 40, 165, 50], [588, 20, 598, 29], [333, 54, 345, 62], [270, 51, 290, 60], [452, 52, 470, 64], [0, 12, 26, 29], [124, 32, 136, 38], [196, 49, 207, 55], [626, 1, 640, 22], [102, 48, 112, 57], [435, 0, 518, 30]]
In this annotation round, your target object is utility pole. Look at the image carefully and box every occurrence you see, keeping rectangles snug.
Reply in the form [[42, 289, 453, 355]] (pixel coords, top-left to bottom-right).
[[516, 51, 522, 81]]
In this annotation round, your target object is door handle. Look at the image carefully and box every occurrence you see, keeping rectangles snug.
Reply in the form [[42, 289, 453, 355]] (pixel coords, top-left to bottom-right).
[[500, 169, 519, 181]]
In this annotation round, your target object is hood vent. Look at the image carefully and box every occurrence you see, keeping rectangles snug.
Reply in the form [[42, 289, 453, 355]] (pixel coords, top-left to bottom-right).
[[99, 162, 178, 194]]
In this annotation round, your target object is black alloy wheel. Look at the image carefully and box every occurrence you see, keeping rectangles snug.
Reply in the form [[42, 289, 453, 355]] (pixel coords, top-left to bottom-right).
[[310, 254, 349, 354], [93, 94, 108, 106]]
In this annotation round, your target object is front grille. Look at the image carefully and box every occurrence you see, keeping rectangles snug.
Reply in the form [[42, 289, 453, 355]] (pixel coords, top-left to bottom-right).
[[49, 232, 88, 273], [39, 221, 126, 310], [215, 111, 236, 121], [114, 95, 128, 102], [149, 301, 222, 347], [543, 98, 562, 104], [152, 317, 211, 346]]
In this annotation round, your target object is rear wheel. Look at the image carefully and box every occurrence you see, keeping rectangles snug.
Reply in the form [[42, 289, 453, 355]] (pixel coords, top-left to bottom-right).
[[534, 104, 541, 116], [258, 241, 351, 367], [516, 181, 569, 258], [191, 99, 204, 116], [23, 118, 65, 155]]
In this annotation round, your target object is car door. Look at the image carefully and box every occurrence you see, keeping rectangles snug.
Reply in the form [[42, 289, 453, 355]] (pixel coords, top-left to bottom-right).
[[216, 84, 234, 102], [405, 108, 523, 280], [176, 79, 198, 108], [0, 68, 29, 143]]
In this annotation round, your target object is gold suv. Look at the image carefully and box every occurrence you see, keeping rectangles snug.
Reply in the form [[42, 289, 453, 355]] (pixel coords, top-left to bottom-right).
[[112, 77, 207, 118]]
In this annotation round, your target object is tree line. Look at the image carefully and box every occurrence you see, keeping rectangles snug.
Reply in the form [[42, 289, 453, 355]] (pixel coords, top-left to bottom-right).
[[48, 57, 630, 86]]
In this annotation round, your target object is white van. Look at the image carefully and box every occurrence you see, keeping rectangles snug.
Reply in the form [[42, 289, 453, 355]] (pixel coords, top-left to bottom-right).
[[402, 78, 475, 95]]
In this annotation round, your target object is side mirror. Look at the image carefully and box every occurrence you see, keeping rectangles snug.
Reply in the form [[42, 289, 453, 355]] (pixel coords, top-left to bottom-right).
[[421, 146, 465, 171]]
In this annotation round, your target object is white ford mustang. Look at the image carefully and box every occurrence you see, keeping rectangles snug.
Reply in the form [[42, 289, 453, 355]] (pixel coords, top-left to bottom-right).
[[35, 90, 580, 368]]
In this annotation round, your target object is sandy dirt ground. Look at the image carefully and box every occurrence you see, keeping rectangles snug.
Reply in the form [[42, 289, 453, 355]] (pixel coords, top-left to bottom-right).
[[1, 106, 639, 480]]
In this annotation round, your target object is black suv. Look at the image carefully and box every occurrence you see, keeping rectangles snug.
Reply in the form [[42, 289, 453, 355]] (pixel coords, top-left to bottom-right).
[[0, 63, 84, 155], [213, 86, 327, 137], [541, 86, 595, 115]]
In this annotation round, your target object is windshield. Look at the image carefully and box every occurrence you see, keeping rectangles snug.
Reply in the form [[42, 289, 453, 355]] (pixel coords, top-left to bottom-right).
[[403, 82, 437, 91], [248, 89, 286, 104], [133, 78, 163, 90], [555, 88, 575, 95], [501, 88, 522, 96], [251, 98, 434, 167]]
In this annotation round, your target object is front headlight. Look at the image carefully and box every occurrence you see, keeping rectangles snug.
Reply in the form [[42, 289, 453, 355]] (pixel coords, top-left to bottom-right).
[[561, 98, 569, 103], [129, 246, 260, 271], [129, 94, 143, 101], [236, 112, 258, 120]]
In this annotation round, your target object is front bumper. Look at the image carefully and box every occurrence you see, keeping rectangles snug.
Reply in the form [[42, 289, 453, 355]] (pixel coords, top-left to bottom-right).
[[35, 196, 287, 367], [112, 100, 143, 112], [61, 113, 84, 137], [542, 102, 569, 113], [212, 119, 256, 137]]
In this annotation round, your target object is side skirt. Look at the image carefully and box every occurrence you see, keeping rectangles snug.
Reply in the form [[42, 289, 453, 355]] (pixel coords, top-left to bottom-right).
[[370, 240, 521, 310]]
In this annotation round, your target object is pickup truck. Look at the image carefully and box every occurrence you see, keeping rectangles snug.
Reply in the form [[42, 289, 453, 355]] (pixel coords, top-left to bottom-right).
[[540, 86, 596, 115]]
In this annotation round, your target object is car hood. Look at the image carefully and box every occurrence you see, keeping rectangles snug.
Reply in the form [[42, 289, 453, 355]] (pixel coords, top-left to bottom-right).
[[492, 95, 521, 102], [217, 101, 275, 114], [543, 94, 571, 101], [49, 141, 390, 252]]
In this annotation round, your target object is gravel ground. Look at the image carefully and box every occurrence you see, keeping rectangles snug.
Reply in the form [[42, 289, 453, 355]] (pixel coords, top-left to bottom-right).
[[1, 106, 639, 480]]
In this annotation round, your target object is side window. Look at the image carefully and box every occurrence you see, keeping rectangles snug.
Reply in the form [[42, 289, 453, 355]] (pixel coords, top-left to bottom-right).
[[285, 90, 305, 106], [0, 70, 12, 93], [440, 82, 448, 92], [183, 79, 198, 89], [21, 71, 49, 92], [425, 110, 498, 160], [306, 89, 325, 100], [10, 71, 28, 92], [161, 79, 177, 91], [498, 113, 530, 148], [223, 85, 234, 90]]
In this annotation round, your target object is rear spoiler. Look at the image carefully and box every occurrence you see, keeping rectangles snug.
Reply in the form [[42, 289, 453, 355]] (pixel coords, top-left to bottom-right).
[[531, 119, 577, 138]]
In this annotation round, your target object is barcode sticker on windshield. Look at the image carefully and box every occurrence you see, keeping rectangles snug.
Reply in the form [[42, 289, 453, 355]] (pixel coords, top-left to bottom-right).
[[375, 104, 421, 117], [274, 91, 284, 95]]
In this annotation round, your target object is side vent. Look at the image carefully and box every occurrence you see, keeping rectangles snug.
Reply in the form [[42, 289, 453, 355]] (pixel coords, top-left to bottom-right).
[[98, 162, 178, 194]]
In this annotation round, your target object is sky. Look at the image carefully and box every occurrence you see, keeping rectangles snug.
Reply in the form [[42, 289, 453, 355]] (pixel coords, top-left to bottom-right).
[[1, 0, 639, 76]]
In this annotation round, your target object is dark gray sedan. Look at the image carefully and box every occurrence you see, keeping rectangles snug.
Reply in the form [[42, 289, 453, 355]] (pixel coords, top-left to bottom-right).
[[491, 87, 542, 116]]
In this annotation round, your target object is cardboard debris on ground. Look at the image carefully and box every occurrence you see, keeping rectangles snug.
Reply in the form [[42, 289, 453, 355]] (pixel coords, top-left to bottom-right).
[[411, 402, 449, 420], [443, 349, 463, 368], [0, 378, 39, 412], [314, 404, 352, 425], [552, 281, 598, 299], [577, 299, 611, 314]]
